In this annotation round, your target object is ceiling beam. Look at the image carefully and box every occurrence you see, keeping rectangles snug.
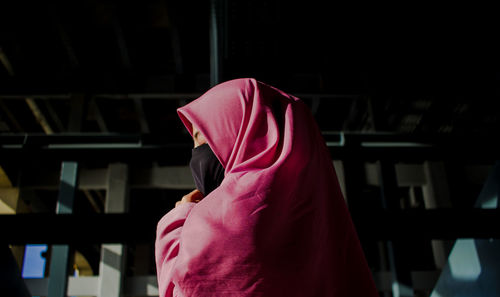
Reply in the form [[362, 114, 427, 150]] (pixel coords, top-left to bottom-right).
[[25, 98, 54, 134], [0, 48, 14, 76]]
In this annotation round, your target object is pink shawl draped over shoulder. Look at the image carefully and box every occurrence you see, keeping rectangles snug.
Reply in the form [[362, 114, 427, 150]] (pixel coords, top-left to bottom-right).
[[155, 78, 378, 297]]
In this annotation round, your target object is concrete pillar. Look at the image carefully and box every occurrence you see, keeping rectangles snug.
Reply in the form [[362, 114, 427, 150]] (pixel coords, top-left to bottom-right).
[[48, 162, 78, 297], [422, 161, 453, 269], [98, 163, 129, 297]]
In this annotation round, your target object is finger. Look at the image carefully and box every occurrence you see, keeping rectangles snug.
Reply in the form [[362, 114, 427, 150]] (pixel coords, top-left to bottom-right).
[[189, 189, 205, 201], [182, 189, 204, 203]]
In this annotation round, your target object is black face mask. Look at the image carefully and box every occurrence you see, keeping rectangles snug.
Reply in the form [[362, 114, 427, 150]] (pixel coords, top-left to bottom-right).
[[189, 143, 225, 196]]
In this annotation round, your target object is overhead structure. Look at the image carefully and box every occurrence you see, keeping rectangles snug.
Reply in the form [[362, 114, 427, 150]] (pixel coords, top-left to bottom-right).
[[0, 1, 497, 297]]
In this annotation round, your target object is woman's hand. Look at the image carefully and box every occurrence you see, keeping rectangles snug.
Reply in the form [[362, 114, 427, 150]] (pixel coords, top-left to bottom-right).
[[175, 189, 204, 207]]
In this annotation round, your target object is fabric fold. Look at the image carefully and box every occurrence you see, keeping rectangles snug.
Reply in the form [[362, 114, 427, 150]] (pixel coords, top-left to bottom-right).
[[156, 78, 378, 296]]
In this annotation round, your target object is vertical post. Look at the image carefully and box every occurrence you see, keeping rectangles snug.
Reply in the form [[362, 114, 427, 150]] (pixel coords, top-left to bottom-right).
[[422, 161, 453, 269], [98, 163, 129, 297], [48, 162, 78, 297], [209, 0, 220, 86], [378, 161, 413, 297]]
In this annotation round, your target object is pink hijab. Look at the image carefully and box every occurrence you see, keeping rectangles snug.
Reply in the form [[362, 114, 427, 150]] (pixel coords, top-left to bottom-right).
[[155, 78, 378, 296]]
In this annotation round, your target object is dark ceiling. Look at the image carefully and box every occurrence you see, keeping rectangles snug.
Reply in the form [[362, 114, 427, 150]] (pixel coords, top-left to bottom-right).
[[0, 0, 497, 136]]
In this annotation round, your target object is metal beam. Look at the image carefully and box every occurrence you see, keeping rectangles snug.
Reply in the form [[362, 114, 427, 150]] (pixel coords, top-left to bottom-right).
[[25, 98, 54, 134], [209, 0, 221, 86], [2, 209, 500, 244], [0, 47, 14, 76], [47, 162, 79, 297], [1, 133, 498, 163], [0, 147, 496, 164], [0, 145, 485, 163]]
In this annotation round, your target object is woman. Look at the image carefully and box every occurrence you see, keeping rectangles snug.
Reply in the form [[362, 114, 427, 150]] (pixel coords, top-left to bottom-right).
[[155, 78, 378, 296]]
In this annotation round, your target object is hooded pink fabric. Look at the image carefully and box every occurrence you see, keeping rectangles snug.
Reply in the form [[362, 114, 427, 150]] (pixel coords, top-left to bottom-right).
[[155, 78, 378, 297]]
